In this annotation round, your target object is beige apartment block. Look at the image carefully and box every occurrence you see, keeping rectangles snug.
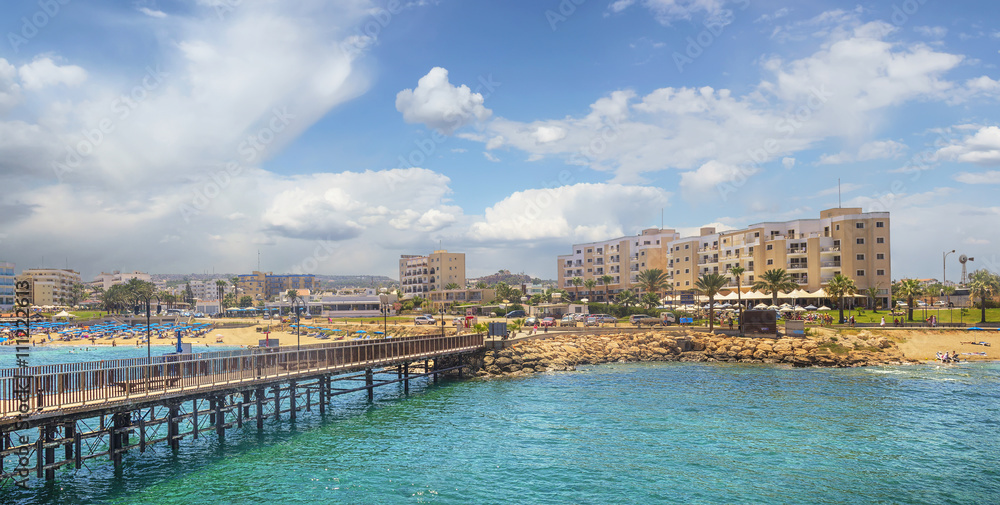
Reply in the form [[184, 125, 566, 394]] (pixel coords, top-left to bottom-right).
[[237, 271, 318, 300], [16, 268, 82, 306], [558, 208, 891, 305], [557, 228, 678, 302], [427, 288, 496, 310], [399, 250, 466, 299]]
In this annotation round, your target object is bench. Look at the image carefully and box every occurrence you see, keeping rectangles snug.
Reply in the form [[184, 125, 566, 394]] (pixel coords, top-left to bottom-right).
[[112, 377, 181, 394]]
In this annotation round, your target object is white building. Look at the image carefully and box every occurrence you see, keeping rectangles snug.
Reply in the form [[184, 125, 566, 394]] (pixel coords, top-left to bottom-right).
[[92, 271, 151, 291], [0, 261, 14, 311]]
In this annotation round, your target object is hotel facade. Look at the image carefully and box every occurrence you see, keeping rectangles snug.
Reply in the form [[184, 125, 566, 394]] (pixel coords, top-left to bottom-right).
[[398, 250, 466, 299], [557, 208, 891, 304], [238, 271, 318, 300], [15, 268, 83, 307]]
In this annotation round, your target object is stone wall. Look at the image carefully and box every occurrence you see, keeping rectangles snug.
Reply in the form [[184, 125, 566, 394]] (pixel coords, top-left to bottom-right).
[[477, 330, 914, 377]]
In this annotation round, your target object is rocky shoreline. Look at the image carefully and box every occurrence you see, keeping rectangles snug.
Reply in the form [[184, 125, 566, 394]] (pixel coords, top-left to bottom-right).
[[475, 330, 917, 377]]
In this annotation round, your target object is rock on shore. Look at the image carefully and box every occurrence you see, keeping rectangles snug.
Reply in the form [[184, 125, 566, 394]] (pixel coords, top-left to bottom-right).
[[477, 330, 915, 377]]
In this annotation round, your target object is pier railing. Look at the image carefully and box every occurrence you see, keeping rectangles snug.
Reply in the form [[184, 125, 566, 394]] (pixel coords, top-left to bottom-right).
[[0, 333, 483, 419]]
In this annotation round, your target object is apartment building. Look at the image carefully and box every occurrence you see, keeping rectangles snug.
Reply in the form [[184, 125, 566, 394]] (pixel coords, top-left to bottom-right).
[[91, 271, 151, 291], [427, 288, 496, 310], [238, 271, 318, 300], [1, 262, 14, 310], [557, 208, 891, 304], [557, 228, 678, 301], [398, 250, 466, 299], [15, 268, 83, 306]]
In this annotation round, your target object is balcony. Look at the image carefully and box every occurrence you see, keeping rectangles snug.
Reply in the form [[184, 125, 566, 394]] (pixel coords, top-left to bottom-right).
[[820, 261, 841, 268], [787, 262, 808, 270], [821, 246, 840, 253], [787, 248, 807, 255]]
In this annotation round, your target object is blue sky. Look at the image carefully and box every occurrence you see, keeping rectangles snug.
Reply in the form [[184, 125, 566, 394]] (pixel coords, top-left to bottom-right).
[[1, 0, 999, 282]]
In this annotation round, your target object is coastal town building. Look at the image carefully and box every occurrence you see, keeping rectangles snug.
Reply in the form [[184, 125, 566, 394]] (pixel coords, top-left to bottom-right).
[[91, 270, 152, 291], [398, 250, 466, 299], [0, 261, 14, 311], [557, 208, 891, 305], [238, 271, 318, 300], [15, 268, 83, 307], [265, 288, 397, 318], [427, 287, 496, 311]]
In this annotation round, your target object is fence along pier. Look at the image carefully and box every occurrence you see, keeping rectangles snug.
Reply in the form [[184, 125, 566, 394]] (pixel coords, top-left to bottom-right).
[[0, 333, 483, 485]]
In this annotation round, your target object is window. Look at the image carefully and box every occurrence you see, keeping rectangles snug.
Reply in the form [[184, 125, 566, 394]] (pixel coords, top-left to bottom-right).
[[685, 244, 690, 249], [684, 269, 689, 274], [877, 253, 885, 260], [587, 248, 592, 253], [766, 244, 773, 250], [876, 237, 885, 244], [836, 225, 840, 231], [684, 257, 689, 262], [856, 254, 865, 261], [576, 250, 581, 254], [685, 281, 690, 286], [856, 222, 865, 229], [856, 238, 865, 245], [877, 269, 885, 276], [587, 258, 592, 263], [754, 232, 760, 238], [767, 259, 774, 265], [856, 270, 865, 276], [876, 221, 884, 228]]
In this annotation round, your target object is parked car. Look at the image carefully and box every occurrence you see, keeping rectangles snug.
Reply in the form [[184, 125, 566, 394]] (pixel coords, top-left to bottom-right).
[[525, 316, 538, 326], [505, 310, 526, 318], [573, 313, 589, 321], [540, 317, 556, 327], [560, 315, 577, 327], [629, 314, 651, 324], [414, 315, 436, 325], [585, 316, 599, 327]]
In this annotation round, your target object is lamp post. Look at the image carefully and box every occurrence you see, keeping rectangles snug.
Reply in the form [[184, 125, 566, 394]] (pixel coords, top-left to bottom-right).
[[943, 249, 955, 288], [439, 308, 446, 338], [379, 288, 390, 336], [291, 295, 304, 351], [131, 291, 161, 362]]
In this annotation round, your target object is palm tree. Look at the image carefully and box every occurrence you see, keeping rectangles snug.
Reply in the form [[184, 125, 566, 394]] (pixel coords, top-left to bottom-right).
[[216, 280, 228, 307], [615, 289, 638, 313], [636, 268, 670, 300], [230, 276, 241, 299], [729, 265, 745, 335], [641, 292, 660, 310], [694, 273, 728, 332], [826, 274, 857, 324], [942, 285, 956, 308], [584, 279, 597, 300], [969, 270, 1000, 324], [895, 279, 923, 321], [444, 282, 461, 290], [865, 286, 881, 312], [925, 284, 943, 308], [600, 274, 614, 303], [475, 281, 488, 289], [571, 277, 583, 301], [751, 269, 797, 308]]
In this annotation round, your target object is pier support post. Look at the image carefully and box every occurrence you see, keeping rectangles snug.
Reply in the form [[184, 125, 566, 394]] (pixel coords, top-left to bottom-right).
[[318, 376, 326, 415], [273, 386, 281, 421], [168, 404, 180, 451], [111, 413, 126, 471], [365, 369, 374, 402], [192, 400, 199, 440], [404, 363, 410, 394], [64, 422, 75, 462], [209, 399, 216, 426], [243, 391, 252, 419], [215, 398, 225, 440], [44, 424, 56, 480], [255, 388, 264, 429], [138, 415, 146, 453], [289, 382, 297, 421]]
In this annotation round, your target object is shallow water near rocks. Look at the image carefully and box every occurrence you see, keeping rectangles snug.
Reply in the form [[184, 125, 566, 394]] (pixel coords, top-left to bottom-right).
[[5, 347, 999, 504]]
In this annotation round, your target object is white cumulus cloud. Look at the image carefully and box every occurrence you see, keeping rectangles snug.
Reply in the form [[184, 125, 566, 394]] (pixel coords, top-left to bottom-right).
[[936, 126, 1000, 166], [17, 58, 87, 90], [395, 67, 492, 135]]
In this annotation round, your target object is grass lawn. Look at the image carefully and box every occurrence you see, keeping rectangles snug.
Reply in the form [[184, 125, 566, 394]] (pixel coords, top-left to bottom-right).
[[831, 307, 1000, 324]]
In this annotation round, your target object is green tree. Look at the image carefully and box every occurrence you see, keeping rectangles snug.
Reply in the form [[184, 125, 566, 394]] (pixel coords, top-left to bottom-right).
[[924, 283, 943, 307], [216, 280, 228, 307], [641, 292, 660, 310], [895, 279, 923, 321], [600, 274, 614, 303], [864, 286, 881, 312], [751, 269, 797, 308], [475, 281, 488, 289], [636, 268, 670, 299], [968, 269, 1000, 323], [230, 276, 241, 299], [287, 289, 298, 300], [729, 265, 746, 334], [694, 273, 728, 332], [69, 282, 88, 307], [942, 285, 956, 307], [826, 274, 857, 324], [584, 278, 597, 299], [615, 289, 637, 313], [238, 295, 254, 308], [444, 282, 461, 290], [570, 277, 583, 301], [184, 282, 195, 306]]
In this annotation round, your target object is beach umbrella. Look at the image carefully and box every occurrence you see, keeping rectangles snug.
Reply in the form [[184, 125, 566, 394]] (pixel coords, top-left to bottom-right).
[[804, 304, 818, 310], [794, 306, 806, 312], [966, 327, 983, 331], [355, 330, 366, 334], [754, 303, 768, 309], [817, 306, 831, 311]]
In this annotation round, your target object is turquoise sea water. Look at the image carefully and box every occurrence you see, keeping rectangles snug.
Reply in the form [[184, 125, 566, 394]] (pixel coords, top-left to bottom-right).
[[3, 346, 999, 504]]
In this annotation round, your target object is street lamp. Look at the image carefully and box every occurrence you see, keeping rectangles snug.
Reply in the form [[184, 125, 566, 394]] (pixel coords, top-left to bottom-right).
[[379, 288, 390, 336], [291, 295, 305, 351], [438, 308, 446, 337], [131, 291, 161, 362], [943, 249, 956, 287]]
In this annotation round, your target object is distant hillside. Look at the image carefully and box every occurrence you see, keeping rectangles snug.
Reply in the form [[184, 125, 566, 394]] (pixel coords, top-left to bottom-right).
[[470, 270, 533, 287], [149, 273, 396, 290]]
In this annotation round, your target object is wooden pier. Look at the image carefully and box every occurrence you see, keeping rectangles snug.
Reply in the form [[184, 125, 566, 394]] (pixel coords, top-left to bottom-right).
[[0, 333, 483, 486]]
